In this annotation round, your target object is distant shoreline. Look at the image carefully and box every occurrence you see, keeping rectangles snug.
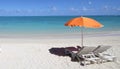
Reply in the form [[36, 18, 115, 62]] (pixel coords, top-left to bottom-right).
[[0, 30, 119, 39]]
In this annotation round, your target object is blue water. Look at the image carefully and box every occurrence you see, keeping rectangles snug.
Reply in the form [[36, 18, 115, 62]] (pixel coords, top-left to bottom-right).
[[0, 16, 120, 35]]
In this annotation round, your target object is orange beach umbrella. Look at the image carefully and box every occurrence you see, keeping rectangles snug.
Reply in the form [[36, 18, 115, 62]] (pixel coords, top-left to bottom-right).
[[65, 16, 103, 47]]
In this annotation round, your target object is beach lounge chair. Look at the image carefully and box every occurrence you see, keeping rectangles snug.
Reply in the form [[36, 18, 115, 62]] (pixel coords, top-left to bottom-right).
[[76, 46, 101, 65], [93, 45, 116, 62], [64, 45, 116, 65]]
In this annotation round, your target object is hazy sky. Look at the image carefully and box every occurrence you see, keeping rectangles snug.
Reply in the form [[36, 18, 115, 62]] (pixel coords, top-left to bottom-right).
[[0, 0, 120, 16]]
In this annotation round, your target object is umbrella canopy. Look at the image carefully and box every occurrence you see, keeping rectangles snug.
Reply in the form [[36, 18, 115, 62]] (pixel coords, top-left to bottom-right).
[[64, 16, 103, 47], [65, 17, 103, 28]]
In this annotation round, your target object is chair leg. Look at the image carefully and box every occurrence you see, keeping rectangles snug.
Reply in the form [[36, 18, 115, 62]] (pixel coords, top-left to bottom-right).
[[76, 55, 80, 61]]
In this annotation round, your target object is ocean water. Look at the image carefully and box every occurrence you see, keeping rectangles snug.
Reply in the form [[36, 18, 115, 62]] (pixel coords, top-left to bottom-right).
[[0, 16, 120, 37]]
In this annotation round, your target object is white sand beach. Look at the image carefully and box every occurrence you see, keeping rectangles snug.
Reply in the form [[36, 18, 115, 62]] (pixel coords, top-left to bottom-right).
[[0, 31, 120, 69]]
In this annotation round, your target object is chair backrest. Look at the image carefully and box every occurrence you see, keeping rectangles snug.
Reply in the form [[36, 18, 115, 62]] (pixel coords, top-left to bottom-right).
[[77, 46, 97, 55], [93, 45, 111, 53]]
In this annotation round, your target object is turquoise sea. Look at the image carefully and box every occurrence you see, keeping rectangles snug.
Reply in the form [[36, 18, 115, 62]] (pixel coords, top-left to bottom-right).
[[0, 16, 120, 38]]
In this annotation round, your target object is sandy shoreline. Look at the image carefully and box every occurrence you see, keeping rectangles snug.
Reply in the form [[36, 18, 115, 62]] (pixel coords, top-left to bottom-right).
[[0, 30, 120, 39], [0, 31, 120, 69]]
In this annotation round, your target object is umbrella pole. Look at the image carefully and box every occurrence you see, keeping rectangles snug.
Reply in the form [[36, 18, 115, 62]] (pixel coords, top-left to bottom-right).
[[81, 27, 83, 47]]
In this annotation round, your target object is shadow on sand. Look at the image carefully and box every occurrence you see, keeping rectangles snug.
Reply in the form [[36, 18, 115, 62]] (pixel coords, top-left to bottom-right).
[[49, 47, 67, 56], [49, 46, 80, 62]]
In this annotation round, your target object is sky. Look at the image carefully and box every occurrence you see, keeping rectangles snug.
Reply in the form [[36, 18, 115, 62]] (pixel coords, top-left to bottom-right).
[[0, 0, 120, 16]]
